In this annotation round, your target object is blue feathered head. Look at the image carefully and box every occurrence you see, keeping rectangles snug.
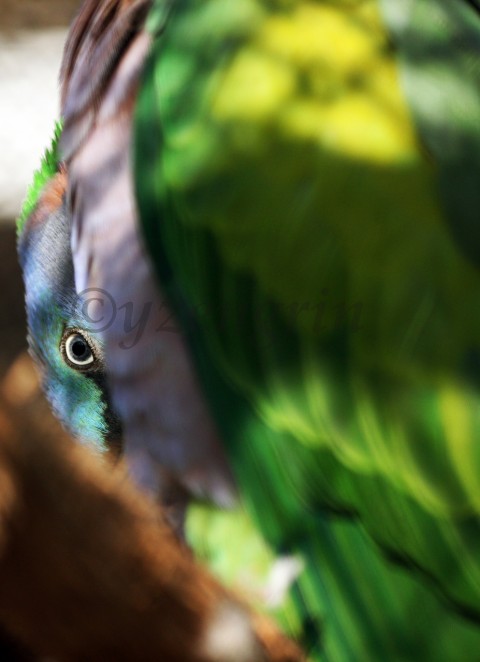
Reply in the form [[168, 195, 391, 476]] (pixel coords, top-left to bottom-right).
[[17, 124, 121, 452]]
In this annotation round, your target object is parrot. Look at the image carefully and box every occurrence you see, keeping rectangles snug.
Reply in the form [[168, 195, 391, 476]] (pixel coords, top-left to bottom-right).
[[17, 0, 480, 659]]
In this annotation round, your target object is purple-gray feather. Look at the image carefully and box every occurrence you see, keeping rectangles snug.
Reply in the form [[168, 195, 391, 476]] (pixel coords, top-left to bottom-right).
[[60, 0, 236, 507]]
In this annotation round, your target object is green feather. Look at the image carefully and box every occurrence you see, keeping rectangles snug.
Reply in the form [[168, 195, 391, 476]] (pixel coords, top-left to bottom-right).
[[134, 0, 480, 658], [17, 121, 63, 236]]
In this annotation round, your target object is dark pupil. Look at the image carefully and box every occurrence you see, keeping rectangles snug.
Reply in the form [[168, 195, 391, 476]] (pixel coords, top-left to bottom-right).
[[72, 338, 89, 360]]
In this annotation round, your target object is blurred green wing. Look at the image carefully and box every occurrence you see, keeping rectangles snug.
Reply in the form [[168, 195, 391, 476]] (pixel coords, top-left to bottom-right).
[[135, 0, 480, 657]]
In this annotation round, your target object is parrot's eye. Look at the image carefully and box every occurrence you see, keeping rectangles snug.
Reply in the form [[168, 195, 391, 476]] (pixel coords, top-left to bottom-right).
[[61, 330, 96, 370]]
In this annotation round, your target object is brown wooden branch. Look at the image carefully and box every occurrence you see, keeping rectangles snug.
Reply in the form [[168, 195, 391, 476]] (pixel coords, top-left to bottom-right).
[[0, 354, 304, 662]]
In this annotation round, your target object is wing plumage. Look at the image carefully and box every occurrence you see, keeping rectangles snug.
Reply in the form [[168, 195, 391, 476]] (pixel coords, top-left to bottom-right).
[[134, 0, 480, 657]]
